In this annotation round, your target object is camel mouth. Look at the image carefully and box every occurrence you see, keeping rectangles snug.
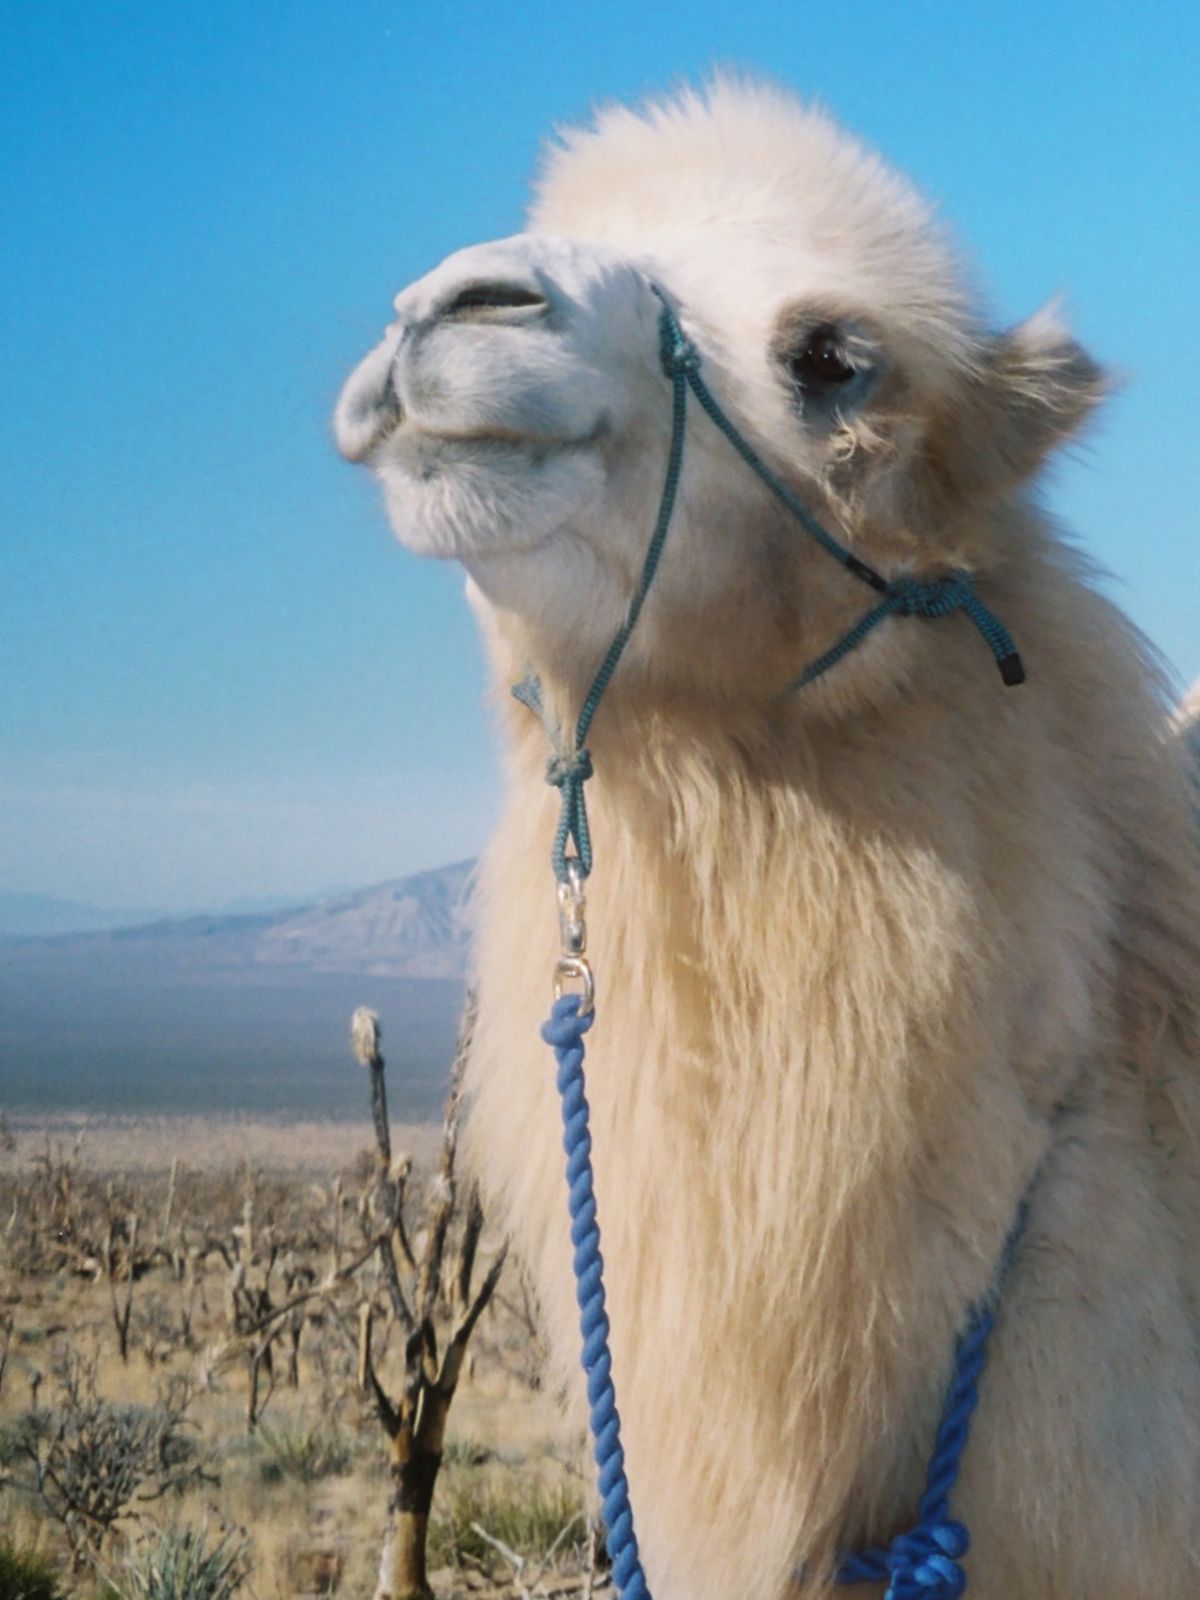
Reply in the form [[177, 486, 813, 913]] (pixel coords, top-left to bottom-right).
[[341, 399, 578, 467], [337, 375, 599, 466], [378, 417, 607, 469], [404, 423, 587, 452]]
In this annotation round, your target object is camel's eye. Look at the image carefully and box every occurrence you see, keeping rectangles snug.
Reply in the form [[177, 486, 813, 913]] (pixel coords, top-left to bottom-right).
[[787, 326, 858, 392]]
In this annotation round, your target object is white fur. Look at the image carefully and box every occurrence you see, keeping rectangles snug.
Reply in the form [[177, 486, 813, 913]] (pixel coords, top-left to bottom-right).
[[337, 75, 1200, 1599]]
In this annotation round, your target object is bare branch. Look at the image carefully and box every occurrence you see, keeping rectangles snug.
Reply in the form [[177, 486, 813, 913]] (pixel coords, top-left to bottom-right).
[[438, 1244, 508, 1393], [416, 990, 477, 1325], [456, 1185, 485, 1314], [330, 1299, 400, 1436], [352, 1007, 392, 1164], [377, 1229, 416, 1333], [236, 1236, 379, 1341]]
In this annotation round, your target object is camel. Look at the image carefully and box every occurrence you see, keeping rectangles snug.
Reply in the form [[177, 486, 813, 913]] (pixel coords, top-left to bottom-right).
[[335, 77, 1200, 1600]]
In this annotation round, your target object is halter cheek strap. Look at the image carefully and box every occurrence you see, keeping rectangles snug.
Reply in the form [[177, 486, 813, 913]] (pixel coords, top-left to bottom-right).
[[515, 287, 1024, 888]]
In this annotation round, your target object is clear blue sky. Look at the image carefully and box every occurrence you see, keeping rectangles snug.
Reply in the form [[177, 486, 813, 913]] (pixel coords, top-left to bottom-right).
[[3, 1, 1197, 911]]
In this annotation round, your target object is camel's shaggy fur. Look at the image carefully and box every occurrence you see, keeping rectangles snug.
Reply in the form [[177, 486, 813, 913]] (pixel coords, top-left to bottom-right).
[[336, 77, 1200, 1599]]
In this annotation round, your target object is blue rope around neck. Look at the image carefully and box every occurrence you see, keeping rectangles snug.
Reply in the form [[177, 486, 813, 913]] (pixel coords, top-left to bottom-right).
[[543, 992, 1026, 1600]]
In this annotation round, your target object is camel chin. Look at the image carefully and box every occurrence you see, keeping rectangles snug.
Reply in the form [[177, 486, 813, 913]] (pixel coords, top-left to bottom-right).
[[369, 424, 606, 565]]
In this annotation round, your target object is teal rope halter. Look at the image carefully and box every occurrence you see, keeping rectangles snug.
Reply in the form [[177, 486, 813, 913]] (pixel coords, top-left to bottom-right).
[[516, 287, 1024, 885], [518, 285, 1029, 1600]]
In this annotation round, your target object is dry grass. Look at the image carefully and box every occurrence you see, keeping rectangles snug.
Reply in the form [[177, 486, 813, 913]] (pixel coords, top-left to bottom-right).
[[0, 1117, 589, 1600]]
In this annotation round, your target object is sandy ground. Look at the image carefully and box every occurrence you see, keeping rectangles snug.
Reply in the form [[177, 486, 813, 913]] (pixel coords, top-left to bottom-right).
[[0, 1110, 441, 1175]]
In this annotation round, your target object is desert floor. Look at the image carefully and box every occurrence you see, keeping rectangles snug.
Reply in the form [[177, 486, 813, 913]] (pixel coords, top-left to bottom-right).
[[0, 1110, 597, 1600]]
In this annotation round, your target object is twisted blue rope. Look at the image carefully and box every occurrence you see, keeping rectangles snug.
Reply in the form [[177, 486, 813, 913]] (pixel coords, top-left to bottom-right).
[[835, 1212, 1026, 1599], [542, 991, 1027, 1600], [515, 290, 1024, 881], [542, 993, 649, 1600]]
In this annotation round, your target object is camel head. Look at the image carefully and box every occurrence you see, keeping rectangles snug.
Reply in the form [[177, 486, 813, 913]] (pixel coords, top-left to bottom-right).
[[336, 77, 1105, 709]]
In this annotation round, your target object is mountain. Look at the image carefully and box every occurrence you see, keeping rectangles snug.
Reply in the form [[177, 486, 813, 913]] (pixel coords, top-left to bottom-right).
[[252, 860, 475, 978], [0, 862, 475, 1120], [58, 859, 478, 981]]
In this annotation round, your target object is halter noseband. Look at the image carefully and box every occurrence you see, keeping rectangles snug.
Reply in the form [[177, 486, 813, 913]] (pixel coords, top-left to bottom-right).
[[514, 284, 1024, 889]]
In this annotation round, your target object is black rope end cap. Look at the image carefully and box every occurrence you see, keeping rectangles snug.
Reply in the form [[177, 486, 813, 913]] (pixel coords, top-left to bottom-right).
[[998, 652, 1026, 688], [844, 554, 890, 595]]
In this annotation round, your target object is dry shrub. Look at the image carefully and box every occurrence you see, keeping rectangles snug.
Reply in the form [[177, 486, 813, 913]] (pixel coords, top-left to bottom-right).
[[7, 1348, 210, 1569], [104, 1522, 249, 1600]]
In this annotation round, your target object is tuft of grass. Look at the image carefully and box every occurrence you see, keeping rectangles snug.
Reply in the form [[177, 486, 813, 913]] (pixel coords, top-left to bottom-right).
[[256, 1421, 354, 1485], [430, 1476, 585, 1571], [441, 1437, 491, 1468], [104, 1524, 249, 1600], [0, 1536, 63, 1600]]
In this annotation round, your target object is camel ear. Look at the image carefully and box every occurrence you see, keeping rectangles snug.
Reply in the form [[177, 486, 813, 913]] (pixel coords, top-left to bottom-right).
[[984, 305, 1108, 476], [928, 305, 1108, 509]]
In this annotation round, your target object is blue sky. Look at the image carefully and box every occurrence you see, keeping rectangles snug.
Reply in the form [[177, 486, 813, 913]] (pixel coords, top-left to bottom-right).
[[3, 1, 1197, 911]]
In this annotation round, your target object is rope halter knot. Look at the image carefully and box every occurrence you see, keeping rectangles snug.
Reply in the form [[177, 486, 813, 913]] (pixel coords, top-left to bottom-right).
[[838, 1520, 970, 1600], [886, 573, 1026, 687], [546, 748, 594, 789], [545, 745, 596, 882], [888, 573, 973, 619]]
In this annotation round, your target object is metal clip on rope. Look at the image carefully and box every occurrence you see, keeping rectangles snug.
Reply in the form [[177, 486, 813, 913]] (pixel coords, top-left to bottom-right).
[[554, 857, 595, 1015]]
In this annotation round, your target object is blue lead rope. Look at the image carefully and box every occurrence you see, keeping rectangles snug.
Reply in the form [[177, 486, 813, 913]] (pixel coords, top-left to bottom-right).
[[528, 288, 1030, 1600], [542, 994, 649, 1600], [833, 1211, 1027, 1599], [543, 992, 1026, 1600]]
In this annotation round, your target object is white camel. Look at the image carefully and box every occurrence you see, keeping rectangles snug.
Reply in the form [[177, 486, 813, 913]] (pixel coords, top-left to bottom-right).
[[335, 77, 1200, 1600]]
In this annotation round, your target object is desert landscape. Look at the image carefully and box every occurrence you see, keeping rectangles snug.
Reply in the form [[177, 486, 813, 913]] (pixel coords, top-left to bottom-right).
[[0, 971, 591, 1599]]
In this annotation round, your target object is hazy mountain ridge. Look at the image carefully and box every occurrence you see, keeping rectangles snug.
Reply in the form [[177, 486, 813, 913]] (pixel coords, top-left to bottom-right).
[[0, 860, 476, 980], [1182, 679, 1199, 742], [254, 859, 475, 978], [0, 862, 475, 1117], [1178, 680, 1200, 781]]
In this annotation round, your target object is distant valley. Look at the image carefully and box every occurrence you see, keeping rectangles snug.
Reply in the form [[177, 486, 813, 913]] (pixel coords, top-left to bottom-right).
[[0, 862, 474, 1121]]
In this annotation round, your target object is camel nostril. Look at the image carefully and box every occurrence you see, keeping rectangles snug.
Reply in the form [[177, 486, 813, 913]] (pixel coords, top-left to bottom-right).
[[378, 375, 404, 430], [439, 281, 549, 319]]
